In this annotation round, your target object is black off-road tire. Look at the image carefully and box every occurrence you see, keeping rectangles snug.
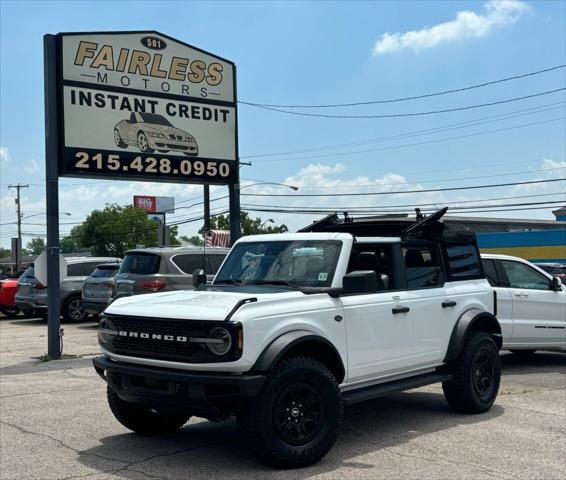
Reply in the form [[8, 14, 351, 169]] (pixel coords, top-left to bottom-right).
[[107, 386, 189, 436], [62, 295, 87, 323], [443, 331, 501, 414], [239, 356, 343, 468], [0, 307, 20, 317]]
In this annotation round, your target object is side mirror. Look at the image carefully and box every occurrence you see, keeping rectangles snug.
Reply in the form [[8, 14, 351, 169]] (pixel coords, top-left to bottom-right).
[[192, 268, 207, 289], [550, 276, 563, 291], [343, 270, 378, 295]]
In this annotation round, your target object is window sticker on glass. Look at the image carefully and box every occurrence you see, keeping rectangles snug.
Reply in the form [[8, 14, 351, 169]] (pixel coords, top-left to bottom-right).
[[318, 272, 328, 281]]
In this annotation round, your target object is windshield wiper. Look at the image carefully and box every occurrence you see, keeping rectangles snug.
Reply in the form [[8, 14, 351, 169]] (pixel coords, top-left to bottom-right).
[[247, 280, 301, 289], [214, 279, 244, 285]]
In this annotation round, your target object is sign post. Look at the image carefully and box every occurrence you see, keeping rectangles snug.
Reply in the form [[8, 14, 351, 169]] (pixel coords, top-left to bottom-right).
[[44, 30, 240, 359]]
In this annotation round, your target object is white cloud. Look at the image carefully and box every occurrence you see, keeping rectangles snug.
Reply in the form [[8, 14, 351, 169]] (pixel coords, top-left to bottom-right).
[[0, 146, 11, 163], [24, 159, 39, 175], [374, 0, 529, 56]]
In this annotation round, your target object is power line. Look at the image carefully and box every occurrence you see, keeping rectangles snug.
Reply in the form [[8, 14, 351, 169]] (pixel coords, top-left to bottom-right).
[[241, 65, 566, 108], [241, 177, 566, 197], [243, 88, 566, 119], [241, 200, 564, 215], [254, 117, 566, 162], [242, 102, 565, 159], [241, 191, 565, 211], [274, 166, 566, 189]]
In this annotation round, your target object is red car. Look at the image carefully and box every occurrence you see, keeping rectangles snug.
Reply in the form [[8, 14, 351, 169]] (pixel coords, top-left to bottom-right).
[[0, 278, 20, 316]]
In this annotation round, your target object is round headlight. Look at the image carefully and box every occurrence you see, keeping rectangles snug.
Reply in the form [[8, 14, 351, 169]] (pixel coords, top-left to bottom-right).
[[207, 327, 232, 356]]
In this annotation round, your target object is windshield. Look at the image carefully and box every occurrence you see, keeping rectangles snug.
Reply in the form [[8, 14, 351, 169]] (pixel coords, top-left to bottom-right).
[[139, 113, 173, 127], [214, 240, 342, 288]]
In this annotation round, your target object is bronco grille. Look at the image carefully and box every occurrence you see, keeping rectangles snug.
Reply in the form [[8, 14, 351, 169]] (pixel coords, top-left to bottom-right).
[[100, 315, 242, 363]]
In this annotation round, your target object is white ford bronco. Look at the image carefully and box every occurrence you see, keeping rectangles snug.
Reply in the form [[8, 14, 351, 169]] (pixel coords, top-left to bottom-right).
[[94, 209, 502, 467]]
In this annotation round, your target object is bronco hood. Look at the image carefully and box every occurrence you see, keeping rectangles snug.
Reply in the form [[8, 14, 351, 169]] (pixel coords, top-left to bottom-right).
[[104, 289, 302, 321]]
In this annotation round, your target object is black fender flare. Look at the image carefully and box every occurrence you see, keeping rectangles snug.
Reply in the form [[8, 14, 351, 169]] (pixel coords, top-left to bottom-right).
[[444, 309, 502, 363], [251, 330, 345, 382]]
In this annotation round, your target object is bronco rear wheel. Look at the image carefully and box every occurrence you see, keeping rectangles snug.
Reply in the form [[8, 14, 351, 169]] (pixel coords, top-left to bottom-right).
[[239, 356, 343, 468], [443, 331, 501, 414], [107, 387, 189, 436]]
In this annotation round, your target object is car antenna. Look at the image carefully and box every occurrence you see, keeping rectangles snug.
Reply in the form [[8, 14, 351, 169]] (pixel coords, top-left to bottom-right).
[[401, 207, 448, 240]]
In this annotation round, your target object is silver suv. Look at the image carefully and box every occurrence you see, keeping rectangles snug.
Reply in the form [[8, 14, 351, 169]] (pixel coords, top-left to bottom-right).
[[16, 256, 120, 322], [82, 263, 122, 315], [112, 246, 229, 301]]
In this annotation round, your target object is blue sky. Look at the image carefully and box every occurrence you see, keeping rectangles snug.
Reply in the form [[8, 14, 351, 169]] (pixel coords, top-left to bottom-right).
[[1, 0, 565, 247]]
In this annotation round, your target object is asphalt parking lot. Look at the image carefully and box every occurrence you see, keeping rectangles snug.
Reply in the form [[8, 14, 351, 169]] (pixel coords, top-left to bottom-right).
[[1, 314, 565, 480]]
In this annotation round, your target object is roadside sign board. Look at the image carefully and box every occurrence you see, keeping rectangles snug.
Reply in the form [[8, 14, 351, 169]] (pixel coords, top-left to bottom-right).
[[133, 195, 174, 213], [50, 31, 238, 184], [34, 251, 67, 285]]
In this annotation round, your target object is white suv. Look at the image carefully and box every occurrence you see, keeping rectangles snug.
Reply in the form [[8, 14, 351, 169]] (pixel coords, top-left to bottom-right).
[[481, 254, 565, 354], [94, 210, 502, 467]]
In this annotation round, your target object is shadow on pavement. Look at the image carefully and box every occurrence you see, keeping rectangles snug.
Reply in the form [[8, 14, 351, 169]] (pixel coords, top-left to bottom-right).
[[500, 351, 566, 375], [77, 390, 504, 478]]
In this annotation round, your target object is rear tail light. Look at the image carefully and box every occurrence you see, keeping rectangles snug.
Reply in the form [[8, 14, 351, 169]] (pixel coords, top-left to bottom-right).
[[33, 282, 46, 289], [138, 280, 167, 292]]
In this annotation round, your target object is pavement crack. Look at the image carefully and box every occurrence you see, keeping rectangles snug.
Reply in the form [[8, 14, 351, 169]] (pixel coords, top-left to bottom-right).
[[0, 386, 100, 400], [0, 420, 129, 466]]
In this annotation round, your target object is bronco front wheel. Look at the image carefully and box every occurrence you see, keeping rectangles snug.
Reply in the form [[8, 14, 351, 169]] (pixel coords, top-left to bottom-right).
[[239, 356, 343, 468]]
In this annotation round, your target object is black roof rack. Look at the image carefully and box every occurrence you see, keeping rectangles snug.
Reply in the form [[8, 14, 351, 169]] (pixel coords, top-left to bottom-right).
[[298, 208, 477, 244]]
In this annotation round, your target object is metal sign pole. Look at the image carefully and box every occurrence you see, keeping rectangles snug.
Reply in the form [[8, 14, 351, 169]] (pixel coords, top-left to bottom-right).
[[44, 34, 61, 360]]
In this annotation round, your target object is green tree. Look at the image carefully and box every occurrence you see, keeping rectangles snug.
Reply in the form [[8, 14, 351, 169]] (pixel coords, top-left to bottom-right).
[[180, 234, 204, 246], [72, 204, 161, 257], [60, 234, 83, 254], [23, 237, 46, 255], [0, 247, 10, 258], [199, 211, 288, 236]]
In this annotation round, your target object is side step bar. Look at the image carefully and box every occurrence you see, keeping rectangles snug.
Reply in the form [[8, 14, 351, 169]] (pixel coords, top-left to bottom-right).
[[342, 372, 452, 406]]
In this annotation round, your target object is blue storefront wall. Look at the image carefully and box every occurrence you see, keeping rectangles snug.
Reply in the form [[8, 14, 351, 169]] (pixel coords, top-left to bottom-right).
[[477, 229, 566, 263]]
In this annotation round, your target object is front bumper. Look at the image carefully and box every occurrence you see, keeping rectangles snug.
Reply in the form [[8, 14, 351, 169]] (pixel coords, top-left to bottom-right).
[[93, 356, 265, 414], [81, 299, 107, 314]]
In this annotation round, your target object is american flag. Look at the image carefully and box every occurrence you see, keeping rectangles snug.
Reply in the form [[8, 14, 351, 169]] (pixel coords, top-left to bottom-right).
[[205, 230, 231, 248]]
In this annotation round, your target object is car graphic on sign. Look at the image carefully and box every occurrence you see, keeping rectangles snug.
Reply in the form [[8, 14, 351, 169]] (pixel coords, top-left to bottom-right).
[[113, 113, 198, 156]]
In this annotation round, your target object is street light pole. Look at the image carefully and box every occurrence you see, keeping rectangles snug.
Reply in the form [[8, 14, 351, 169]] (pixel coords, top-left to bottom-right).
[[8, 184, 29, 272]]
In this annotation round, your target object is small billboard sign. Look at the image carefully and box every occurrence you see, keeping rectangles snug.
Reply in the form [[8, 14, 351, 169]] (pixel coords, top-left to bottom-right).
[[133, 195, 174, 213], [48, 31, 238, 185]]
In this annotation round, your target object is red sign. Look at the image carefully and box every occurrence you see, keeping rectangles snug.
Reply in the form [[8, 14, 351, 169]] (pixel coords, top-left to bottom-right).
[[134, 195, 156, 213]]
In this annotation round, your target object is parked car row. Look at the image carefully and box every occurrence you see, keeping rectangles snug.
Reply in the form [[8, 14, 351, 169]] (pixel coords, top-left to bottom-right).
[[1, 248, 564, 355], [1, 246, 230, 321]]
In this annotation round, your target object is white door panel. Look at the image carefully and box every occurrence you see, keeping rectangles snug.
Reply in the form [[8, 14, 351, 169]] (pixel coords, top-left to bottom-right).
[[499, 259, 566, 347], [508, 288, 566, 345], [407, 287, 451, 365], [494, 287, 514, 343], [341, 292, 413, 383]]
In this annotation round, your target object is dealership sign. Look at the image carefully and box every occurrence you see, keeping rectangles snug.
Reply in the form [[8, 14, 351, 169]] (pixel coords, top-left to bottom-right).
[[48, 31, 237, 184]]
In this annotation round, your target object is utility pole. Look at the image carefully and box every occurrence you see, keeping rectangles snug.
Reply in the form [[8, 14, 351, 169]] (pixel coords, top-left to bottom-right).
[[8, 184, 29, 272], [203, 185, 211, 232]]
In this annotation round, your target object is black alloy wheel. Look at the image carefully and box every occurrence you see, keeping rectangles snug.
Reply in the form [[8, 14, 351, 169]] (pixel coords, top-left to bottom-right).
[[274, 382, 324, 446]]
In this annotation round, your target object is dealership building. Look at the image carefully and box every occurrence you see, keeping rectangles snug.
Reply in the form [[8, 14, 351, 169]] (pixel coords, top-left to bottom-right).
[[444, 207, 566, 263]]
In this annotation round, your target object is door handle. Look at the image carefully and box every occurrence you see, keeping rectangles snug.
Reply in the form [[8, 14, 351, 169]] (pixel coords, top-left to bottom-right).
[[442, 300, 457, 308], [515, 293, 529, 298], [392, 306, 410, 314]]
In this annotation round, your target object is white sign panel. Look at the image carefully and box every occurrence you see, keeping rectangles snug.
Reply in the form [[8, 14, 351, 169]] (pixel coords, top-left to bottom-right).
[[53, 31, 238, 184], [34, 251, 67, 286], [61, 32, 234, 102]]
